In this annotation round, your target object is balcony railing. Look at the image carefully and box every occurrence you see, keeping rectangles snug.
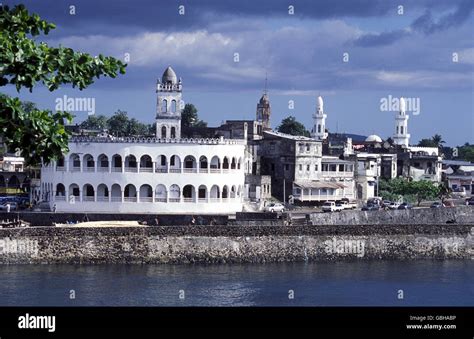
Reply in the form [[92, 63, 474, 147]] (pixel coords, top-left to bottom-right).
[[97, 197, 109, 202], [111, 197, 122, 202], [55, 195, 66, 201], [155, 168, 167, 173], [183, 198, 195, 203], [139, 197, 153, 202], [125, 167, 138, 173], [140, 167, 153, 173], [293, 193, 354, 201], [169, 168, 181, 173], [124, 197, 137, 202], [71, 167, 81, 172], [97, 167, 109, 172], [183, 168, 197, 173], [111, 167, 122, 172], [154, 197, 166, 203], [83, 196, 95, 202], [56, 166, 65, 171], [169, 198, 180, 202]]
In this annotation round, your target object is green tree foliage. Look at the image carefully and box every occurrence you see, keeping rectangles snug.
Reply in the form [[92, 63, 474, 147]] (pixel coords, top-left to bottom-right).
[[417, 134, 445, 149], [457, 143, 474, 162], [378, 178, 441, 206], [277, 116, 310, 137], [181, 103, 207, 128], [81, 111, 152, 137], [79, 114, 108, 130], [0, 5, 126, 164]]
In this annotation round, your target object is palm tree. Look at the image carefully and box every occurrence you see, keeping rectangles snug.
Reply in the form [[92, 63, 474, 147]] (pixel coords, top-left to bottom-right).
[[431, 134, 445, 148]]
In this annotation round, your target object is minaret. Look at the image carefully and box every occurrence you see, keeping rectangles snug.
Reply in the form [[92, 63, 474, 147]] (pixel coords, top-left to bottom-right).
[[311, 95, 328, 140], [256, 75, 271, 130], [392, 97, 410, 147], [156, 66, 182, 139]]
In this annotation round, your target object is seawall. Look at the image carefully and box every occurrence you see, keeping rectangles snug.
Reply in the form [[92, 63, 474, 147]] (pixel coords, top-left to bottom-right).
[[0, 224, 472, 264]]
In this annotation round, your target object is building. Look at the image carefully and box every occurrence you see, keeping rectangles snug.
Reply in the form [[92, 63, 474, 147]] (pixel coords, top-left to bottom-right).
[[40, 67, 248, 214], [393, 97, 410, 147], [443, 160, 474, 196], [311, 96, 328, 140]]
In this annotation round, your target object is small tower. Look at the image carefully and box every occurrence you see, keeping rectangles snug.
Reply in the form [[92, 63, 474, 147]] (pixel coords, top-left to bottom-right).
[[393, 97, 410, 147], [311, 95, 328, 140], [156, 66, 182, 139], [256, 75, 271, 130]]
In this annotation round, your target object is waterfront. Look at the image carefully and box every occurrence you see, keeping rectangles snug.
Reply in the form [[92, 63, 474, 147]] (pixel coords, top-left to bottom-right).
[[0, 260, 472, 306]]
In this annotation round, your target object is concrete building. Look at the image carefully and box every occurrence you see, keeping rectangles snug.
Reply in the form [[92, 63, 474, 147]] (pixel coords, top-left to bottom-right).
[[41, 67, 248, 214]]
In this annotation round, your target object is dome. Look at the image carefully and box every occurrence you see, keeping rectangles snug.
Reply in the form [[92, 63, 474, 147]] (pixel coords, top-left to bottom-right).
[[161, 66, 178, 84], [259, 93, 269, 104], [317, 96, 324, 111], [365, 134, 383, 143], [400, 97, 406, 112]]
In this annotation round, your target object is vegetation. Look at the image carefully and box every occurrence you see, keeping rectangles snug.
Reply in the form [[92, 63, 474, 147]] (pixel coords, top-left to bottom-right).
[[0, 5, 126, 165], [80, 111, 153, 137], [277, 116, 310, 137], [181, 103, 207, 129], [378, 178, 441, 206]]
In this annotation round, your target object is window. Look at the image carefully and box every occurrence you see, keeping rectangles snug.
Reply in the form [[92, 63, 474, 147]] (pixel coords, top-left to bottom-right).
[[171, 100, 177, 113], [400, 126, 404, 134], [285, 164, 289, 171], [306, 144, 310, 152], [307, 165, 310, 171], [315, 164, 318, 171], [170, 156, 175, 166], [162, 99, 168, 113], [329, 164, 337, 172], [317, 124, 321, 133], [338, 164, 344, 172], [271, 163, 275, 172], [171, 127, 176, 138], [322, 164, 328, 171], [299, 164, 302, 171], [161, 126, 167, 139]]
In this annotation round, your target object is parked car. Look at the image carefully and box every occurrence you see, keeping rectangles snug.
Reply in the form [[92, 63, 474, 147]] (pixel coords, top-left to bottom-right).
[[361, 204, 380, 211], [465, 197, 474, 206], [397, 203, 413, 210], [452, 187, 466, 198], [388, 202, 400, 210], [340, 201, 357, 210], [0, 202, 18, 211], [322, 201, 344, 212], [381, 200, 392, 208], [430, 202, 443, 208], [264, 202, 285, 213]]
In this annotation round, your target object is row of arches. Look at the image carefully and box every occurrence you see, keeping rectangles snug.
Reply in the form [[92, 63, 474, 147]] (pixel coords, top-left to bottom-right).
[[54, 183, 243, 203], [58, 154, 244, 172]]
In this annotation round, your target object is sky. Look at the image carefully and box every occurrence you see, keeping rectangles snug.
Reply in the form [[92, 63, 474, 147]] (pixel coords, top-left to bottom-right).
[[2, 0, 474, 147]]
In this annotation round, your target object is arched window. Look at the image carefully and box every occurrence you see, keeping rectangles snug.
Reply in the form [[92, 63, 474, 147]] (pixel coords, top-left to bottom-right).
[[169, 184, 180, 202], [183, 185, 195, 202], [83, 184, 95, 202], [400, 126, 404, 135], [155, 184, 167, 202], [210, 185, 220, 200], [161, 126, 167, 139], [198, 185, 207, 200], [162, 99, 168, 113], [222, 185, 229, 199], [56, 183, 66, 197], [83, 154, 94, 172], [139, 184, 153, 202], [111, 184, 122, 202], [112, 154, 122, 172], [124, 184, 137, 202], [171, 100, 177, 113], [223, 157, 229, 170], [171, 127, 176, 138], [97, 184, 109, 202]]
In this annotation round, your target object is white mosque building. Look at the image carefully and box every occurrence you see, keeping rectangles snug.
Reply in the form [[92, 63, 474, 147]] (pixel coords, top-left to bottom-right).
[[40, 67, 248, 214]]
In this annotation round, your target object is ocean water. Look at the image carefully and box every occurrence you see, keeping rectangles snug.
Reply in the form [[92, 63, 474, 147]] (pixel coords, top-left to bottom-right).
[[0, 260, 472, 306]]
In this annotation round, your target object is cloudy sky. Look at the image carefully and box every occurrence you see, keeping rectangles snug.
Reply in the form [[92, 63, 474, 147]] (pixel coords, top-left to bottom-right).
[[3, 0, 474, 146]]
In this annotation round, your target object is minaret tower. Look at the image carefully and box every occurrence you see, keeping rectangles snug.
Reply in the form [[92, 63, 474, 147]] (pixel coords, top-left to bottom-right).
[[311, 95, 328, 140], [256, 75, 271, 130], [393, 97, 410, 147], [156, 66, 182, 139]]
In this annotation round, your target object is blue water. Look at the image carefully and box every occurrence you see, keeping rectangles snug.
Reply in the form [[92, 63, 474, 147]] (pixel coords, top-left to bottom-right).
[[0, 261, 472, 306]]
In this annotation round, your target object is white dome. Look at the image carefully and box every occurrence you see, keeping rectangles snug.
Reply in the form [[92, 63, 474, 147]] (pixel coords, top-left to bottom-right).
[[400, 97, 406, 112], [162, 66, 178, 84], [365, 134, 383, 143], [317, 96, 324, 111]]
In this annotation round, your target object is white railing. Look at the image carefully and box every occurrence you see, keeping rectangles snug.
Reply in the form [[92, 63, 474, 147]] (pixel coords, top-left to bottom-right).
[[183, 198, 195, 203], [199, 168, 208, 173], [294, 193, 354, 201], [83, 196, 95, 202], [183, 168, 197, 173], [124, 197, 137, 202], [111, 167, 122, 172], [169, 198, 180, 202], [155, 168, 167, 173], [125, 167, 138, 173], [83, 167, 95, 172], [111, 197, 122, 202], [70, 136, 247, 145], [169, 168, 181, 173], [71, 167, 81, 172], [320, 171, 353, 178], [198, 198, 207, 203], [140, 197, 153, 202], [210, 168, 220, 173], [98, 167, 109, 172], [56, 166, 65, 171], [154, 198, 166, 203], [55, 195, 66, 201], [209, 198, 220, 203], [140, 167, 153, 173]]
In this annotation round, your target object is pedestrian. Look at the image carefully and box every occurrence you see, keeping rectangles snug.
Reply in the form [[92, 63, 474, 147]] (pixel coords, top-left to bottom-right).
[[191, 216, 196, 226], [6, 203, 10, 213], [52, 204, 57, 213], [154, 217, 159, 226]]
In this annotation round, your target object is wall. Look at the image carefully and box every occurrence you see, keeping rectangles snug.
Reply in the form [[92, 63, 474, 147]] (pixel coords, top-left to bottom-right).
[[0, 224, 472, 264], [310, 206, 474, 226]]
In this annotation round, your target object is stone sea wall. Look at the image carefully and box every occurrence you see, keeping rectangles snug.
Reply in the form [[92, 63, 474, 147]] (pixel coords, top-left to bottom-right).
[[0, 224, 472, 264]]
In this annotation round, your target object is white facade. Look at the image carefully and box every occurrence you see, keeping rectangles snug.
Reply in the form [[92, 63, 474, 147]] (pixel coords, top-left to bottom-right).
[[393, 97, 410, 147], [41, 137, 247, 214], [311, 96, 328, 140]]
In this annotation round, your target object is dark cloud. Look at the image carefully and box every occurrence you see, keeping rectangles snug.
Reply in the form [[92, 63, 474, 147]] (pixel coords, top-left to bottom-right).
[[353, 0, 473, 47]]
